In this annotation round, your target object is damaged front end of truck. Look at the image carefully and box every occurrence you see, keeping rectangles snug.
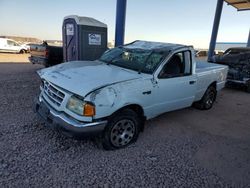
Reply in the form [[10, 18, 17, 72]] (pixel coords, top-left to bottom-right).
[[213, 49, 250, 92]]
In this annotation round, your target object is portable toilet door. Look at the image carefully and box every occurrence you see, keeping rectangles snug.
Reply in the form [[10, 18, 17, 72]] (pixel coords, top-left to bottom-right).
[[63, 15, 108, 62], [63, 18, 79, 62]]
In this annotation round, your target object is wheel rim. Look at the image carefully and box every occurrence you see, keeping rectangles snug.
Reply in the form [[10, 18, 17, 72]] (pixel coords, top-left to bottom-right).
[[205, 90, 215, 108], [110, 119, 135, 147]]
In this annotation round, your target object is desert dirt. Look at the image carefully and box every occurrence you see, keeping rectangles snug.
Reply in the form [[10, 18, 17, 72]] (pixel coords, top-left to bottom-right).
[[0, 52, 30, 63]]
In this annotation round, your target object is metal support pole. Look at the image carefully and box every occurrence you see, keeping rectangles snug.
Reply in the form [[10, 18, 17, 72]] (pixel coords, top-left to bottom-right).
[[115, 0, 127, 47], [247, 29, 250, 47], [208, 0, 224, 62]]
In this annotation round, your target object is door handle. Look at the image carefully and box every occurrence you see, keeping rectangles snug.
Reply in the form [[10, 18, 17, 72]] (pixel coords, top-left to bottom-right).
[[142, 91, 151, 95], [189, 81, 196, 85]]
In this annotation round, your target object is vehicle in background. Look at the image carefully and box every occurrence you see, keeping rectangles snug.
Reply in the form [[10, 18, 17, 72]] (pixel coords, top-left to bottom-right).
[[215, 50, 224, 56], [35, 40, 228, 150], [212, 47, 250, 92], [24, 43, 32, 52], [195, 50, 208, 57], [0, 38, 29, 53], [195, 50, 224, 57], [29, 41, 63, 67]]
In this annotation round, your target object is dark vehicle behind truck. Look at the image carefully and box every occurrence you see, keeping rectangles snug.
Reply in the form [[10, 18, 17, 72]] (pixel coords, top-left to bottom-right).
[[29, 41, 63, 67], [213, 47, 250, 92]]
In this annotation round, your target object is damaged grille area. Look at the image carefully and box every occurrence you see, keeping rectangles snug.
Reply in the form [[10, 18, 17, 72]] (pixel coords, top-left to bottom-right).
[[43, 81, 65, 106], [227, 63, 250, 81], [213, 48, 250, 82]]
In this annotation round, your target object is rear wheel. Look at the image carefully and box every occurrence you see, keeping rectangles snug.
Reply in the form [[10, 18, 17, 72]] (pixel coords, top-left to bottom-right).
[[19, 49, 26, 54], [194, 86, 217, 110], [102, 109, 140, 150]]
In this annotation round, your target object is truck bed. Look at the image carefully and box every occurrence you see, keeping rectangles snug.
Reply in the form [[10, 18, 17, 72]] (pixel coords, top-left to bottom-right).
[[29, 43, 63, 67], [194, 60, 228, 102], [196, 60, 226, 73]]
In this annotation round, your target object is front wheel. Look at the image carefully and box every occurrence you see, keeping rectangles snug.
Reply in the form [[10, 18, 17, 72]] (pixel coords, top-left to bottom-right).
[[194, 86, 217, 110], [102, 109, 140, 150], [246, 81, 250, 93]]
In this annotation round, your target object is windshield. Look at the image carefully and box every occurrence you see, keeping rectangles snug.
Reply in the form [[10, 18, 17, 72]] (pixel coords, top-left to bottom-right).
[[99, 47, 166, 74]]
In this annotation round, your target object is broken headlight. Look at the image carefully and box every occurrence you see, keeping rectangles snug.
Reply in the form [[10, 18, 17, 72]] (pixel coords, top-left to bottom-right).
[[66, 96, 95, 117]]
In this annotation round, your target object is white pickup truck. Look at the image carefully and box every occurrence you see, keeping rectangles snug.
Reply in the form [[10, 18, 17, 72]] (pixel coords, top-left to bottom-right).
[[35, 41, 228, 150]]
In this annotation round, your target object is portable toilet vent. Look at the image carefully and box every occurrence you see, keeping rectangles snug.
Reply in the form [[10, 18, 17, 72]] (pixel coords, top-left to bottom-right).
[[63, 15, 108, 62]]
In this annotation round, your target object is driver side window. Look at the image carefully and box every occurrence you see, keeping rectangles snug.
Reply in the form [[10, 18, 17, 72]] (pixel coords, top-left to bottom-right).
[[7, 40, 15, 46], [158, 51, 192, 79]]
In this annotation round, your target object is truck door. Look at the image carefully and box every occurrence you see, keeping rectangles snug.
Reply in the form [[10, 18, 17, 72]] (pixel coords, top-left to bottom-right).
[[152, 50, 197, 115], [63, 19, 78, 62], [7, 40, 19, 53]]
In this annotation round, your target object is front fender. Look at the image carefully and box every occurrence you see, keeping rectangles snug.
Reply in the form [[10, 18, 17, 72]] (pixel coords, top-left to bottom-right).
[[85, 78, 153, 119]]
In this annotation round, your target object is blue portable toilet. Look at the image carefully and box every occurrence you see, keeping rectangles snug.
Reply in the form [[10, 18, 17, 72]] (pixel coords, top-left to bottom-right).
[[62, 15, 108, 62]]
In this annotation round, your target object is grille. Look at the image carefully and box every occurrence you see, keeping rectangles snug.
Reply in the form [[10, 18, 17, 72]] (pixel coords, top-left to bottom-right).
[[227, 69, 242, 81], [43, 81, 65, 106]]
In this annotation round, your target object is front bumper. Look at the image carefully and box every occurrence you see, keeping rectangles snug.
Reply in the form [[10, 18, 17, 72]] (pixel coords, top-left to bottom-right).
[[227, 69, 250, 85], [34, 96, 107, 138], [227, 78, 250, 86]]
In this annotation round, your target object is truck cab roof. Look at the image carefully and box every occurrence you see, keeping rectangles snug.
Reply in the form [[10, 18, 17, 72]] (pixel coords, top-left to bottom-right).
[[123, 40, 189, 52]]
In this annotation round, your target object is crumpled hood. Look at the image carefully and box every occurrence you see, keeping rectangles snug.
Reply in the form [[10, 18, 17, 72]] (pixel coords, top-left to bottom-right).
[[37, 60, 143, 96]]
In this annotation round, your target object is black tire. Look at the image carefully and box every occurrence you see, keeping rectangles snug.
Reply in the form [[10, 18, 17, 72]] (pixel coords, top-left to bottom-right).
[[19, 49, 26, 54], [194, 86, 217, 110], [246, 81, 250, 93], [102, 109, 141, 150]]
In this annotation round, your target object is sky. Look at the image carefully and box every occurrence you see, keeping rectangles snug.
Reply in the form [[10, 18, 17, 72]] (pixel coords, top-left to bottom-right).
[[0, 0, 249, 48]]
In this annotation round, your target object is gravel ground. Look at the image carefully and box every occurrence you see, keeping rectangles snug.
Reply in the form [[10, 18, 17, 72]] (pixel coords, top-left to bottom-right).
[[0, 63, 250, 187]]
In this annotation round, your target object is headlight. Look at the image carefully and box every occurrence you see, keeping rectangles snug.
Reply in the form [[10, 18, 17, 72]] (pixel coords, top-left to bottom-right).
[[66, 96, 95, 117]]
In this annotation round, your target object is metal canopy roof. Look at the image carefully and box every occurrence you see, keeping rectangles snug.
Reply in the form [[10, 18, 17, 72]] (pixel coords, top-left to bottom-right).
[[224, 0, 250, 11]]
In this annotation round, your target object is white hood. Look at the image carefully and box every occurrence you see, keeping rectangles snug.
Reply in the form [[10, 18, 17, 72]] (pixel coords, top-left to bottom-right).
[[38, 61, 144, 97]]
